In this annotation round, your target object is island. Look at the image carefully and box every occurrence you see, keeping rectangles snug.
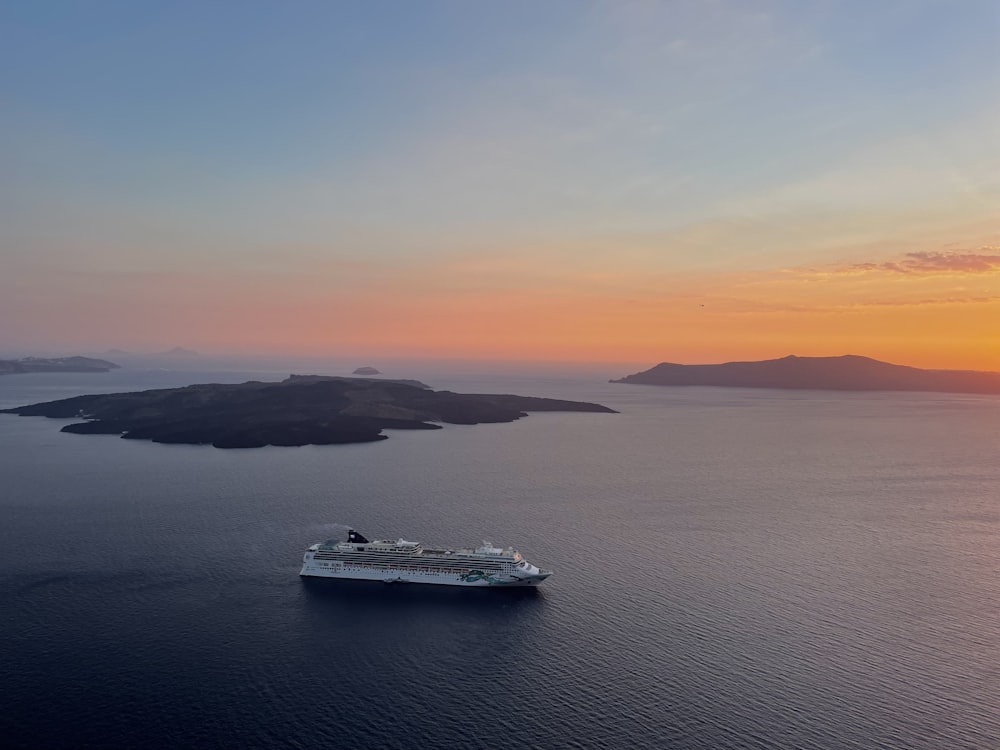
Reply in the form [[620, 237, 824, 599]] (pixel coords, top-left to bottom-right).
[[612, 355, 1000, 394], [352, 366, 381, 376], [0, 356, 120, 375], [1, 374, 617, 448]]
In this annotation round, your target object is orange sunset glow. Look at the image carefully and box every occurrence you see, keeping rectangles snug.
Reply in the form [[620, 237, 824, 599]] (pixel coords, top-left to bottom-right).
[[8, 239, 998, 370]]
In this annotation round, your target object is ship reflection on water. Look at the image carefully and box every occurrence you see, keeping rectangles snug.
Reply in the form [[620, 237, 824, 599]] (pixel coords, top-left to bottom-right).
[[300, 575, 545, 609]]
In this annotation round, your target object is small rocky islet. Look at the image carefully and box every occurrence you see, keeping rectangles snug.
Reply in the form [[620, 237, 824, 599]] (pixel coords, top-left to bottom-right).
[[1, 374, 617, 449]]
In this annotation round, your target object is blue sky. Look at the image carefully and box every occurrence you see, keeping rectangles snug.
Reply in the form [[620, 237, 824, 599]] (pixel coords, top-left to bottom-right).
[[2, 1, 998, 362]]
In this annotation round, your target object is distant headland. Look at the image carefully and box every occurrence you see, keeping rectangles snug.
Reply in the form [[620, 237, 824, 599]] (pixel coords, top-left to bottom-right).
[[0, 356, 120, 375], [613, 355, 1000, 394], [1, 374, 617, 449], [102, 346, 199, 357]]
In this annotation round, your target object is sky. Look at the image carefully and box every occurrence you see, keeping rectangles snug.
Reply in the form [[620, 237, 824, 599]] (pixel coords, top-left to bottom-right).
[[2, 0, 998, 369]]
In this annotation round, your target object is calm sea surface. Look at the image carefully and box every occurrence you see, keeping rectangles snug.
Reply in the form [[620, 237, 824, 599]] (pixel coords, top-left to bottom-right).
[[2, 362, 999, 749]]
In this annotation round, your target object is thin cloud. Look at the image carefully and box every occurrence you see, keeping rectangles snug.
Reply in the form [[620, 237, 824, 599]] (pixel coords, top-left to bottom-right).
[[714, 295, 1000, 316], [846, 249, 1000, 275]]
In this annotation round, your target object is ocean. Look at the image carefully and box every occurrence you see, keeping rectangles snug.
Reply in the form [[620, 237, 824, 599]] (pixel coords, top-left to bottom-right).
[[2, 361, 998, 749]]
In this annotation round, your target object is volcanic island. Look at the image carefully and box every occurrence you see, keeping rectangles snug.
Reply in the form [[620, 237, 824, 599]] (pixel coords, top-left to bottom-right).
[[1, 375, 617, 449], [612, 355, 1000, 394], [0, 356, 120, 375]]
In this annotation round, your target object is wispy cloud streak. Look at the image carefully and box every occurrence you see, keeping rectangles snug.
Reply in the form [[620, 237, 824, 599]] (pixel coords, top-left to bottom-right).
[[848, 249, 1000, 275]]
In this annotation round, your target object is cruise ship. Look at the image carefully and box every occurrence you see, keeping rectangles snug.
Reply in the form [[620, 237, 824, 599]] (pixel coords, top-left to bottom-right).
[[300, 527, 552, 587]]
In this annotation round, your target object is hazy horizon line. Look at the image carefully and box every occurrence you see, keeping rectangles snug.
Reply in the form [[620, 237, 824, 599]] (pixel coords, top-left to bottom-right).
[[3, 346, 999, 375]]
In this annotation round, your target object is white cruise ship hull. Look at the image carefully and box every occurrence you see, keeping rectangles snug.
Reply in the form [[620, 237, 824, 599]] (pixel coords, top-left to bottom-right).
[[299, 528, 552, 587], [299, 562, 547, 587]]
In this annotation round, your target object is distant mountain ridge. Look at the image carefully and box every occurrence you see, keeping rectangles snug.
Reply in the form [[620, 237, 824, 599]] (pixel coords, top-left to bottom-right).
[[99, 347, 199, 356], [613, 355, 1000, 394]]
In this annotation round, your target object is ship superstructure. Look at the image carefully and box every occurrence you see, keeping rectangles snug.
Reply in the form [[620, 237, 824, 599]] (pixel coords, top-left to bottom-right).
[[300, 528, 552, 587]]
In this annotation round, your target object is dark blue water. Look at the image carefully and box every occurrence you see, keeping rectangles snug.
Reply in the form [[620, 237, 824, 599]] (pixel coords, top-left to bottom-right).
[[2, 364, 999, 749]]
